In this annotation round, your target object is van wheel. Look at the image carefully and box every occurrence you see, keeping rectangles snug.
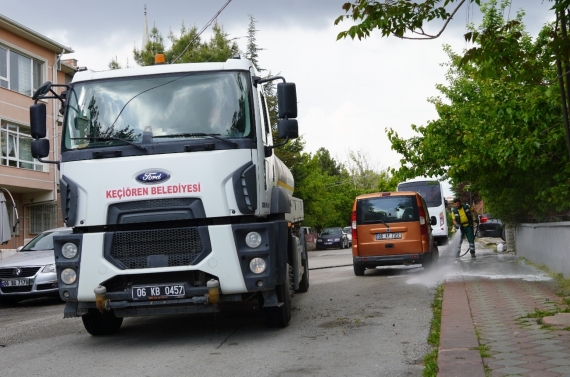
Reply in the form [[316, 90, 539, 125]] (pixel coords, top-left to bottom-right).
[[263, 264, 292, 328], [431, 245, 439, 264], [423, 245, 439, 268], [81, 308, 123, 336], [354, 264, 365, 276]]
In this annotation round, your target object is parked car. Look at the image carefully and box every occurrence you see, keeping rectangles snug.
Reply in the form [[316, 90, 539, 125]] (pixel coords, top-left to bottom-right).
[[0, 227, 71, 304], [477, 213, 505, 240], [316, 227, 350, 250], [351, 191, 439, 276], [343, 226, 353, 246]]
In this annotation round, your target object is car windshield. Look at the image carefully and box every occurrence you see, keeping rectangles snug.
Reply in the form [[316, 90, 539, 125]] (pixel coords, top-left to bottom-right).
[[21, 230, 68, 251], [321, 228, 341, 236], [343, 227, 351, 233], [64, 71, 252, 150]]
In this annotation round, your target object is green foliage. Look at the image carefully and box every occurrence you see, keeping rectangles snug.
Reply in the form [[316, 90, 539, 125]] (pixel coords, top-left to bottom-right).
[[335, 0, 481, 41], [245, 15, 264, 72], [133, 22, 238, 66], [108, 56, 121, 70], [386, 2, 570, 223]]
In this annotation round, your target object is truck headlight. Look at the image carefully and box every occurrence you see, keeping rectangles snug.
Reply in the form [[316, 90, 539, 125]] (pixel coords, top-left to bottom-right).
[[61, 268, 77, 284], [62, 242, 78, 259], [249, 258, 266, 274], [245, 232, 262, 248]]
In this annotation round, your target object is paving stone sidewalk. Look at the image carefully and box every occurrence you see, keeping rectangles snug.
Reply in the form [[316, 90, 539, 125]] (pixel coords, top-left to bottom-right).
[[438, 247, 570, 377]]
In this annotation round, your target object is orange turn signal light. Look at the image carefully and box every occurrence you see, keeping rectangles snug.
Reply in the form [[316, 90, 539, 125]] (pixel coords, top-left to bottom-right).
[[155, 54, 166, 65]]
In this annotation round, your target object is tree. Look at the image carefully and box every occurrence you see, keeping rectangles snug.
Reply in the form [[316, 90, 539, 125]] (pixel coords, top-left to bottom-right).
[[133, 22, 238, 67], [245, 15, 264, 72], [335, 0, 570, 160], [108, 56, 121, 70], [345, 150, 398, 192], [386, 2, 570, 223]]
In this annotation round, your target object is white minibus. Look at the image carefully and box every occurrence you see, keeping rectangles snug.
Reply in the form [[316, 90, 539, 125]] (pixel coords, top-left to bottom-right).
[[397, 178, 449, 245]]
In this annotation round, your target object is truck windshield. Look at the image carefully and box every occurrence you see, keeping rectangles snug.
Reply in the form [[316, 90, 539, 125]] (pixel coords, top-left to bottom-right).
[[398, 181, 442, 207], [63, 71, 252, 150]]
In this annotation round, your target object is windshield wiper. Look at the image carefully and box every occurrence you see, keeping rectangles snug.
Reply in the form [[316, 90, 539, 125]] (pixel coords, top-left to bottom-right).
[[153, 133, 237, 148], [71, 137, 147, 152]]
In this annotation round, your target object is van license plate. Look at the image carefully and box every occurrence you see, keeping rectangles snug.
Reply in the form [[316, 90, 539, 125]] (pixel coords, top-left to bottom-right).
[[1, 278, 31, 287], [376, 233, 402, 240], [132, 284, 185, 300]]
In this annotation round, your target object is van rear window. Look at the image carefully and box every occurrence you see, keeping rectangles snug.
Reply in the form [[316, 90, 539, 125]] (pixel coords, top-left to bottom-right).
[[356, 196, 418, 224]]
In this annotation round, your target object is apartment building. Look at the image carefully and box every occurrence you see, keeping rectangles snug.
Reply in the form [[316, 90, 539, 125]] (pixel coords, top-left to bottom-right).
[[0, 14, 75, 249]]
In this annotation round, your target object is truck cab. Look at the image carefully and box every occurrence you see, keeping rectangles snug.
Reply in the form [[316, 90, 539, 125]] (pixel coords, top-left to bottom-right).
[[29, 57, 309, 334]]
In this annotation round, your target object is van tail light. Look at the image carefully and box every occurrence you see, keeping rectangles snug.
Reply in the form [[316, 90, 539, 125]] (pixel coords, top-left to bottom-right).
[[351, 211, 357, 243], [419, 206, 427, 235]]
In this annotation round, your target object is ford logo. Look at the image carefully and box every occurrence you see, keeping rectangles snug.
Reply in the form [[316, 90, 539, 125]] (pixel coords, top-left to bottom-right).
[[135, 170, 171, 184]]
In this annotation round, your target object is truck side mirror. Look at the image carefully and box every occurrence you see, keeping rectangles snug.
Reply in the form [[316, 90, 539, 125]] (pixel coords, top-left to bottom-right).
[[277, 83, 297, 119], [430, 216, 437, 226], [31, 139, 50, 158], [30, 103, 47, 139], [277, 119, 298, 139], [32, 81, 52, 101]]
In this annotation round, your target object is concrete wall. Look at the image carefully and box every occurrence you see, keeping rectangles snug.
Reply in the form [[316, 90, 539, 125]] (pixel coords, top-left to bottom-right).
[[517, 222, 570, 277]]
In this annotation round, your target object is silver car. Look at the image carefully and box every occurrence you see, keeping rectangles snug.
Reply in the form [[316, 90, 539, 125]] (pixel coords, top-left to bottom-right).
[[343, 226, 353, 247], [0, 227, 71, 304]]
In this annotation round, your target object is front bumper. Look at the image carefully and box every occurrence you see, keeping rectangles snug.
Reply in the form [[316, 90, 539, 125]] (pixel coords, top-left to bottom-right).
[[56, 220, 289, 317]]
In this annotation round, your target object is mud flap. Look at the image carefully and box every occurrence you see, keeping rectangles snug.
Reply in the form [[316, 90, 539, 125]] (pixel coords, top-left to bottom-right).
[[261, 290, 279, 307]]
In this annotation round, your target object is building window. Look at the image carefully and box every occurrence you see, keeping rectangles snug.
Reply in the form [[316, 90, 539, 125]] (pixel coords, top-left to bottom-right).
[[0, 46, 43, 97], [29, 204, 58, 234], [0, 121, 45, 171]]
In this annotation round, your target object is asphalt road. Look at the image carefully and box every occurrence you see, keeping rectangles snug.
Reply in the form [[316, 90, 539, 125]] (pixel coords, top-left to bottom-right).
[[0, 248, 436, 377]]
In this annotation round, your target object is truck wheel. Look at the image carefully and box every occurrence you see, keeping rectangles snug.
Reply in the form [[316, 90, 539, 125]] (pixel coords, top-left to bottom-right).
[[264, 264, 292, 328], [353, 264, 365, 276], [296, 241, 310, 293], [81, 308, 123, 336]]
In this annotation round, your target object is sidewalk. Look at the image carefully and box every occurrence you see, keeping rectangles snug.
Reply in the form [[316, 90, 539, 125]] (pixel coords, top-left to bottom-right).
[[437, 238, 570, 377]]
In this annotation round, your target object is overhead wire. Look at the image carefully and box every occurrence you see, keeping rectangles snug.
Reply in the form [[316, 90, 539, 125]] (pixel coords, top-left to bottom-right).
[[171, 0, 233, 63]]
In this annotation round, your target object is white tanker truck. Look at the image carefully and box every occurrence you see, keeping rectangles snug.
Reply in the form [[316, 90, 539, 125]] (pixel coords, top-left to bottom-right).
[[29, 56, 308, 335]]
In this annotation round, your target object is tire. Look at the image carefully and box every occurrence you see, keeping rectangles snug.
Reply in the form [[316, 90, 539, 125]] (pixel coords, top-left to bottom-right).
[[81, 308, 124, 336], [501, 228, 506, 241], [353, 264, 365, 276], [296, 239, 310, 293], [263, 264, 292, 328], [429, 245, 439, 266]]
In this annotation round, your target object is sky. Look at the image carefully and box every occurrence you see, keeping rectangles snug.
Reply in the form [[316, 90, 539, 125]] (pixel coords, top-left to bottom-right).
[[0, 0, 555, 196]]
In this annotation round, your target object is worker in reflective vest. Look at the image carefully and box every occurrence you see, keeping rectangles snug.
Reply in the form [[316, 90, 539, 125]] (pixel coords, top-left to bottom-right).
[[450, 198, 477, 258]]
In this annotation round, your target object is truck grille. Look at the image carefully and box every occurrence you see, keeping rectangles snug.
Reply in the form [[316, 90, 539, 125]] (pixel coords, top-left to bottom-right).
[[109, 227, 204, 269]]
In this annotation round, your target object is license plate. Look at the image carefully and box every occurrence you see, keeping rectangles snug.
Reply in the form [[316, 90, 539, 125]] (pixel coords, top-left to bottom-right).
[[132, 284, 185, 300], [376, 232, 402, 240], [324, 242, 332, 245], [1, 278, 31, 287]]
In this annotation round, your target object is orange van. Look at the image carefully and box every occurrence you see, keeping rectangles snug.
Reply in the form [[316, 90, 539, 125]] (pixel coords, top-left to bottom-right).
[[351, 191, 439, 276]]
